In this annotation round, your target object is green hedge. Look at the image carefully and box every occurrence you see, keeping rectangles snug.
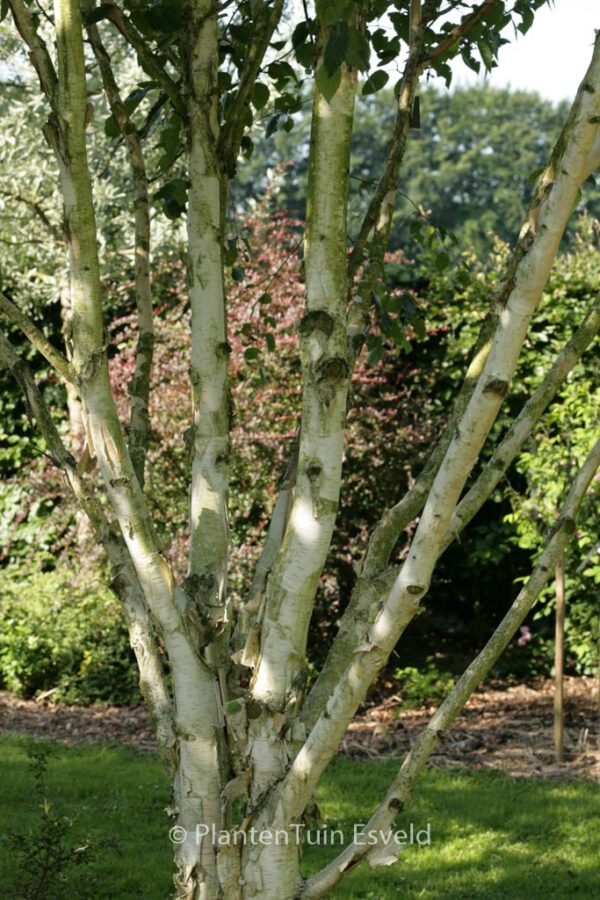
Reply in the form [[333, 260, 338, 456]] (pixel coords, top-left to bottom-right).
[[0, 566, 140, 705]]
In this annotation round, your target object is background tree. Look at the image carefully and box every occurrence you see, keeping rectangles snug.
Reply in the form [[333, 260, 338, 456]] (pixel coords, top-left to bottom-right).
[[234, 84, 600, 255]]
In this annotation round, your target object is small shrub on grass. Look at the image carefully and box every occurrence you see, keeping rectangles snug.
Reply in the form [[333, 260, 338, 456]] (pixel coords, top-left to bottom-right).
[[0, 565, 140, 705], [392, 662, 454, 709], [0, 742, 118, 899]]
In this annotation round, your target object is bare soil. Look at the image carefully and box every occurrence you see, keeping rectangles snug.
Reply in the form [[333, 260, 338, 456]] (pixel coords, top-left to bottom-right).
[[1, 676, 598, 780]]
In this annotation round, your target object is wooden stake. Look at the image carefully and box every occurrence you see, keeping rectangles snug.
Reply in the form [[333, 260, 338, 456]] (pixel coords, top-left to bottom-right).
[[554, 550, 565, 763]]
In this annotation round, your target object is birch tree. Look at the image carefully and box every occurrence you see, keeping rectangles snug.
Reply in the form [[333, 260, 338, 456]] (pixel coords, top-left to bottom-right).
[[1, 1, 600, 897]]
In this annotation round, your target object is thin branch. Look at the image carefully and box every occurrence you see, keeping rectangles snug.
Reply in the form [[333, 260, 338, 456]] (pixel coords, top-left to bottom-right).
[[422, 0, 498, 65], [103, 0, 185, 119], [0, 290, 76, 384], [86, 13, 154, 488], [218, 0, 285, 176], [0, 188, 64, 242], [347, 0, 500, 283], [7, 0, 58, 106], [347, 5, 425, 281]]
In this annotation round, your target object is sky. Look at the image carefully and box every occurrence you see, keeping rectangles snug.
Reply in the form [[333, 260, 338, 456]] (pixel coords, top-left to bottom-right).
[[433, 0, 599, 102]]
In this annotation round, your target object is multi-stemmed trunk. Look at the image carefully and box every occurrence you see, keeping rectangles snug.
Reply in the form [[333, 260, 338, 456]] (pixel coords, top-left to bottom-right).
[[2, 1, 600, 897]]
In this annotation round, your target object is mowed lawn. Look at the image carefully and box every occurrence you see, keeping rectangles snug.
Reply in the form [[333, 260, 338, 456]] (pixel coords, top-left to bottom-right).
[[0, 733, 598, 898]]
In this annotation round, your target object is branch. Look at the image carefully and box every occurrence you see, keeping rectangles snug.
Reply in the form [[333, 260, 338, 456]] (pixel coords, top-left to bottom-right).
[[102, 0, 185, 119], [310, 282, 600, 725], [443, 291, 600, 550], [302, 435, 600, 897], [183, 1, 231, 672], [0, 327, 177, 771], [421, 0, 498, 66], [244, 20, 359, 813], [347, 0, 501, 284], [86, 14, 154, 488], [0, 290, 76, 384], [0, 188, 64, 242], [218, 0, 285, 176], [51, 0, 205, 676], [238, 434, 299, 627], [7, 0, 58, 105], [347, 5, 425, 281]]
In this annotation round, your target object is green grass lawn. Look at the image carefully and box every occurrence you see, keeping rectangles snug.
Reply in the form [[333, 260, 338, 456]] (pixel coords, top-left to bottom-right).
[[0, 733, 598, 898]]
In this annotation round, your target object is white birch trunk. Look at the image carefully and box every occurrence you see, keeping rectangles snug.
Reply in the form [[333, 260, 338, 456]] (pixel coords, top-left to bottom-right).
[[184, 0, 231, 684], [51, 3, 224, 895]]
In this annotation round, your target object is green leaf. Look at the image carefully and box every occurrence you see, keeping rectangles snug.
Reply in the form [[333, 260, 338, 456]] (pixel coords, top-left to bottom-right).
[[267, 61, 297, 86], [478, 39, 495, 73], [517, 5, 535, 34], [461, 47, 480, 74], [157, 116, 183, 174], [389, 12, 409, 41], [154, 178, 188, 219], [218, 71, 232, 91], [252, 82, 270, 111], [265, 115, 279, 138], [324, 21, 349, 76], [224, 242, 237, 267], [241, 135, 254, 158], [258, 292, 272, 304], [296, 43, 314, 70], [434, 251, 451, 272], [345, 27, 370, 72], [366, 335, 383, 367], [292, 20, 311, 52], [265, 333, 275, 352], [246, 701, 262, 719], [225, 700, 243, 716], [104, 115, 119, 139], [316, 65, 342, 102], [244, 347, 260, 361], [362, 70, 389, 96], [230, 23, 253, 44], [123, 88, 147, 115]]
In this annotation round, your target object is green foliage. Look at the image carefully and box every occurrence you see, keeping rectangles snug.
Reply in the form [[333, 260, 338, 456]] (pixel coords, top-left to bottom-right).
[[392, 663, 454, 709], [1, 743, 117, 900], [0, 566, 139, 704]]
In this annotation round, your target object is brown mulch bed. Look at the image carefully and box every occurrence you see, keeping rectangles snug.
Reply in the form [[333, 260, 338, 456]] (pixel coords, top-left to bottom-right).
[[346, 676, 600, 780], [1, 676, 598, 780]]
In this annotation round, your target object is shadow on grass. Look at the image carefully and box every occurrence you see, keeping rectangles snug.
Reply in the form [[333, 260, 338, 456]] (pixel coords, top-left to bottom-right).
[[0, 735, 598, 898]]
